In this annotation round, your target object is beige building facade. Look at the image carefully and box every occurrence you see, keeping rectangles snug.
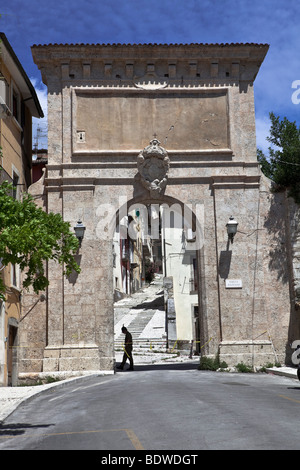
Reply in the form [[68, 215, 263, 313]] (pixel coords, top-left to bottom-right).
[[17, 42, 300, 379], [0, 33, 43, 385]]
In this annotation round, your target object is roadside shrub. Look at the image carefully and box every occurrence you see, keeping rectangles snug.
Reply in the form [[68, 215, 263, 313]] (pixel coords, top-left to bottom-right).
[[236, 362, 253, 373], [198, 355, 228, 371]]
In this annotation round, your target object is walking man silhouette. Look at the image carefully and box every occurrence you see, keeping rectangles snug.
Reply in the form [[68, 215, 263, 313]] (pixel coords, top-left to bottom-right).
[[117, 326, 134, 371]]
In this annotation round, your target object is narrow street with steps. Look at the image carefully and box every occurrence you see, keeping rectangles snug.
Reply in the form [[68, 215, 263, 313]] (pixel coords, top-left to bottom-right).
[[114, 274, 199, 367]]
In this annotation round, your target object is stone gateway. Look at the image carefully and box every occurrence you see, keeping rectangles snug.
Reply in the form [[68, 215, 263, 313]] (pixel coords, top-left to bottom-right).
[[18, 42, 300, 380]]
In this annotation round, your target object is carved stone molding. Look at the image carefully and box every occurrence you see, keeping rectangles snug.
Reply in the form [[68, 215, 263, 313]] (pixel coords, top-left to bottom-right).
[[137, 138, 170, 198], [133, 64, 168, 90]]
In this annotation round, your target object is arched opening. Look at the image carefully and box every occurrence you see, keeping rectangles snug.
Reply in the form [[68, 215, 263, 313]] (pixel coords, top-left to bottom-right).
[[111, 195, 206, 367]]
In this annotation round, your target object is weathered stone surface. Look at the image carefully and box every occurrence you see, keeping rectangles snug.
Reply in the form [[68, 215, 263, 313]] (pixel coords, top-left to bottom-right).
[[17, 42, 300, 377]]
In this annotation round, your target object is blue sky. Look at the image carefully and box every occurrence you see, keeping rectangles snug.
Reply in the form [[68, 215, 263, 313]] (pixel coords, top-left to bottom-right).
[[1, 0, 300, 152]]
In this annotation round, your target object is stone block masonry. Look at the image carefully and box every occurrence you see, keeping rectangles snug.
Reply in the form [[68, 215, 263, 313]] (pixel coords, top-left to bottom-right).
[[17, 42, 299, 380]]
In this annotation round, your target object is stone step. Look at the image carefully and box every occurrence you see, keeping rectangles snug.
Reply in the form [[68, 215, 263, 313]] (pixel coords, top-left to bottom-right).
[[114, 311, 165, 341], [114, 278, 166, 354], [114, 338, 166, 347]]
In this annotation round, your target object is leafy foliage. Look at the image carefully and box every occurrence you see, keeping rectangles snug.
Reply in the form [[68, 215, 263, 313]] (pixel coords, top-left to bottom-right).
[[198, 355, 228, 371], [0, 181, 80, 299], [257, 113, 300, 203]]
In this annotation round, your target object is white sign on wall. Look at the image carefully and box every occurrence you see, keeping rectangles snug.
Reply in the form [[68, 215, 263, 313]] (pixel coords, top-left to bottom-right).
[[225, 279, 242, 289]]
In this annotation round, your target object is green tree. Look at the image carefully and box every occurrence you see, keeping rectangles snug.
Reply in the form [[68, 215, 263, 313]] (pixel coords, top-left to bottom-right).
[[0, 180, 80, 300], [257, 112, 300, 203]]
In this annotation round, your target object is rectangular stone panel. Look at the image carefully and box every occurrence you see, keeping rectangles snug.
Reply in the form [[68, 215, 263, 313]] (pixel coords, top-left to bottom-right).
[[73, 89, 229, 152]]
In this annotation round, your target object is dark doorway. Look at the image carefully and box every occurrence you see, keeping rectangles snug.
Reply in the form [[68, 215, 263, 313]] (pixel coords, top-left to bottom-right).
[[7, 325, 18, 386]]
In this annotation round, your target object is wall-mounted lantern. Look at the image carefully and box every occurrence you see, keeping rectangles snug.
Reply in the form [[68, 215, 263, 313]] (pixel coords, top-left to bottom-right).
[[74, 220, 86, 247], [226, 216, 238, 243]]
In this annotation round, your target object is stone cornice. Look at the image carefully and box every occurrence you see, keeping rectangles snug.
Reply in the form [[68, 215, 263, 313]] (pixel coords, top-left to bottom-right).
[[31, 42, 269, 59], [46, 159, 259, 170], [31, 43, 269, 85], [44, 173, 261, 192]]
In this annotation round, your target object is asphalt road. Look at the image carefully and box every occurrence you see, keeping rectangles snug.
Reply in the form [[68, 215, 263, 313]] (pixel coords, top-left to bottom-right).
[[1, 363, 300, 451]]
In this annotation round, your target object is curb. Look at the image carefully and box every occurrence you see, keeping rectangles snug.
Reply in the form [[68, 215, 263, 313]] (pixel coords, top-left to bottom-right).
[[266, 367, 299, 380]]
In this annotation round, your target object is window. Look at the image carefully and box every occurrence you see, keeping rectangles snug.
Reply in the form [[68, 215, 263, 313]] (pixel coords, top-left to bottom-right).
[[11, 82, 21, 124], [0, 75, 10, 118], [10, 258, 20, 290], [11, 264, 18, 288], [0, 75, 9, 106], [170, 211, 174, 229], [112, 244, 116, 268], [191, 258, 198, 292], [12, 171, 19, 200], [13, 89, 18, 119]]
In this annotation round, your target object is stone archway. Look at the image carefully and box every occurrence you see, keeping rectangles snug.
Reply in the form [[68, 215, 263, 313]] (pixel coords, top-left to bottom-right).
[[18, 42, 297, 381], [111, 190, 208, 358]]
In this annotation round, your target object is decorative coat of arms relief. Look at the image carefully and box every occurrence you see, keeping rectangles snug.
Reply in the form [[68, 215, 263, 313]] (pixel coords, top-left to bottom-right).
[[137, 139, 170, 199]]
